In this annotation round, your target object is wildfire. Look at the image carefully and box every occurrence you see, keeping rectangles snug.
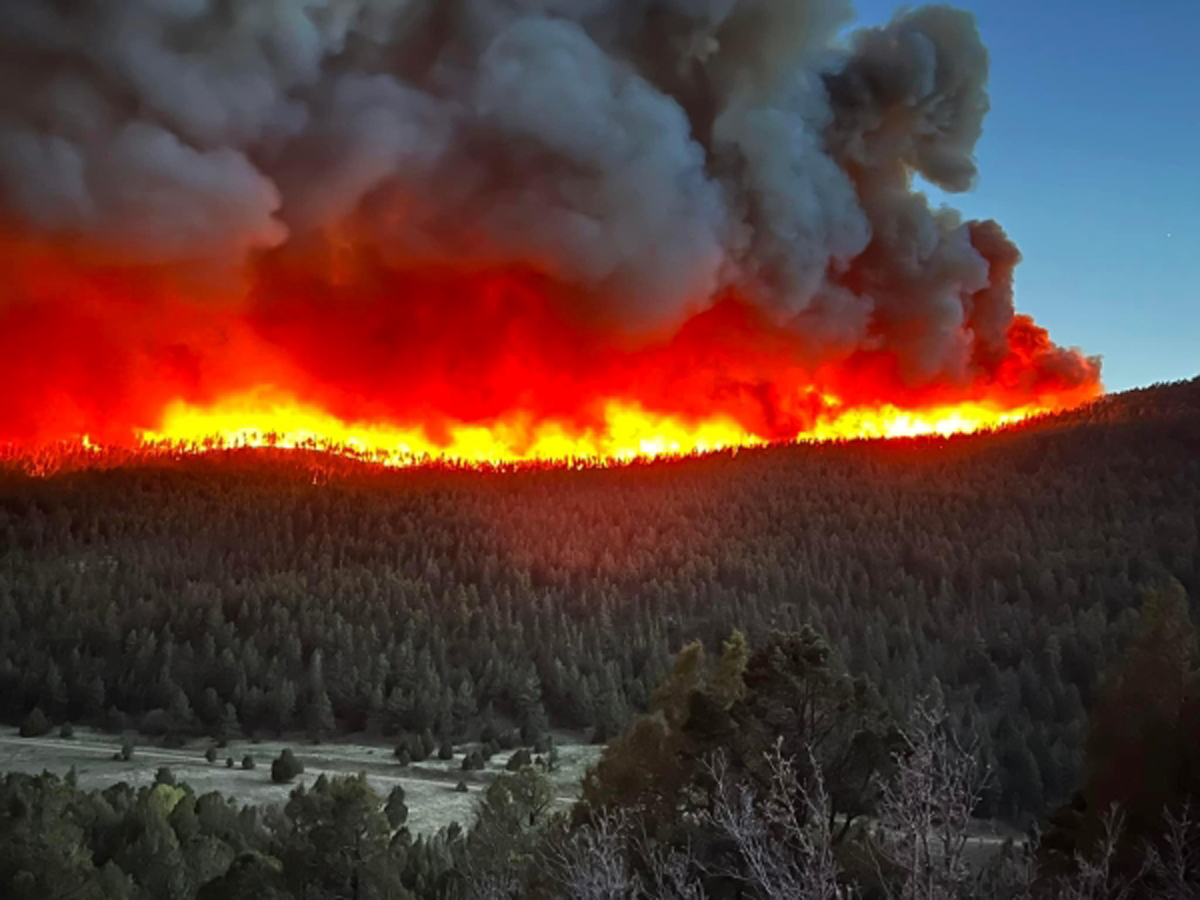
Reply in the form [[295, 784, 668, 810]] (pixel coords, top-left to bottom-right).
[[140, 392, 761, 465], [120, 389, 1057, 469], [0, 1, 1106, 475], [800, 402, 1040, 442], [0, 243, 1100, 473]]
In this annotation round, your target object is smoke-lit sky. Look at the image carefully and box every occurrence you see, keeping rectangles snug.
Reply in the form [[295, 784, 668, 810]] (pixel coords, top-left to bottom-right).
[[854, 0, 1200, 392]]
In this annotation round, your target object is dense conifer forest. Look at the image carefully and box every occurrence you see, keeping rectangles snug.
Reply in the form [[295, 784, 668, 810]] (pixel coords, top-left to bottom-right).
[[2, 380, 1200, 898], [2, 379, 1197, 827]]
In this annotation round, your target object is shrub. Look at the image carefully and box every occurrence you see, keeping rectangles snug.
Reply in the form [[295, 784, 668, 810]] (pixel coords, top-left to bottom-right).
[[155, 767, 176, 786], [385, 786, 409, 828], [103, 708, 129, 733], [438, 740, 454, 761], [506, 748, 533, 771], [19, 708, 52, 738], [59, 721, 75, 739], [420, 730, 436, 760], [205, 746, 218, 763], [394, 745, 411, 767], [520, 720, 546, 747], [462, 750, 485, 772], [225, 757, 235, 768], [242, 754, 256, 770], [140, 709, 172, 736], [454, 781, 469, 793], [407, 733, 431, 763], [271, 749, 304, 784]]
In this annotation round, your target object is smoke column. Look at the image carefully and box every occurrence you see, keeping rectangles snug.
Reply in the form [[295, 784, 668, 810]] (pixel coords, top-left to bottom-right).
[[0, 0, 1101, 455]]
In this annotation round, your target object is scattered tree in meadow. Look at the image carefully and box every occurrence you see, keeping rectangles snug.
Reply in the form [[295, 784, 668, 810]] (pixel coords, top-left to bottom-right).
[[18, 707, 50, 738], [385, 785, 409, 830], [270, 749, 304, 785]]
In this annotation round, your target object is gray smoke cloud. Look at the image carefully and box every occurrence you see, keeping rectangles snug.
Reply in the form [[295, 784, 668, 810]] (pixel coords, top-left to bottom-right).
[[0, 0, 1087, 390]]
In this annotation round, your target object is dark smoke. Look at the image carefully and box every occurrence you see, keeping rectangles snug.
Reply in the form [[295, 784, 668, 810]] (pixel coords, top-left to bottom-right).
[[0, 0, 1100, 443]]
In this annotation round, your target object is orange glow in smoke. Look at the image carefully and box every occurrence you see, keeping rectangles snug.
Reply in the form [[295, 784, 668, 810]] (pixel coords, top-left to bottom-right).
[[0, 236, 1101, 470]]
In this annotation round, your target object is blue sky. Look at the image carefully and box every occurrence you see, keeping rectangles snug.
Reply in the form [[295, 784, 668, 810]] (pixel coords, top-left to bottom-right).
[[849, 0, 1199, 391]]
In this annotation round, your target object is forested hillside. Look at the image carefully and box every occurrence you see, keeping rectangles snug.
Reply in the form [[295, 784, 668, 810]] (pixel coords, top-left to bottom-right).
[[1, 378, 1197, 824]]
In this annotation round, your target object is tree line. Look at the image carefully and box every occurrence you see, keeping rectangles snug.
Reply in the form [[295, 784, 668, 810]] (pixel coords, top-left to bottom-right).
[[4, 607, 1197, 899]]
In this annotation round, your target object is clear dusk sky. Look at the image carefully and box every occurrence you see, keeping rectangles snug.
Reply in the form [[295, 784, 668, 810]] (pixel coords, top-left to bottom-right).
[[850, 0, 1199, 392]]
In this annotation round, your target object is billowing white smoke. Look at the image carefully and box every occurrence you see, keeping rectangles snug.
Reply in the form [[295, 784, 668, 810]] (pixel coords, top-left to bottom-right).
[[0, 0, 1068, 385]]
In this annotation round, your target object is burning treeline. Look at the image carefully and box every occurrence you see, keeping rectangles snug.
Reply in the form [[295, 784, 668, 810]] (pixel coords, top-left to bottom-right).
[[0, 0, 1100, 462]]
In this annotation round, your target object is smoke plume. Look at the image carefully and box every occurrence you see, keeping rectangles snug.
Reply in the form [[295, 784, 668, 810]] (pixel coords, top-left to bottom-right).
[[0, 0, 1101, 446]]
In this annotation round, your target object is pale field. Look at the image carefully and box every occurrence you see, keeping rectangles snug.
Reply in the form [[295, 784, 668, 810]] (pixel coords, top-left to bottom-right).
[[0, 726, 603, 835]]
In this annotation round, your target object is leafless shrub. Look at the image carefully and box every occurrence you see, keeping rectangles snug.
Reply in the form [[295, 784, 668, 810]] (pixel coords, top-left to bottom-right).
[[1050, 806, 1135, 900], [975, 828, 1038, 900], [540, 807, 639, 899], [462, 867, 522, 900], [540, 806, 705, 900], [1142, 802, 1200, 900], [635, 834, 706, 900], [871, 696, 988, 900], [705, 741, 854, 899]]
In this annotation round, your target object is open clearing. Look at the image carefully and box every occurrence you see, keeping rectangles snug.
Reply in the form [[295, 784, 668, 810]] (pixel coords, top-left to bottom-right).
[[0, 726, 1019, 864], [0, 726, 602, 835]]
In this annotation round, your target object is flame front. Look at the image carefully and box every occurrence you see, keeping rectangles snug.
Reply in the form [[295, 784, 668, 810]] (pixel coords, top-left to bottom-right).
[[129, 388, 1063, 469], [140, 392, 761, 465]]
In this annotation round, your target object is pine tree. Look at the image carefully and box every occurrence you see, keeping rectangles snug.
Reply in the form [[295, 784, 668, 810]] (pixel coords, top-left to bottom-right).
[[306, 688, 335, 740]]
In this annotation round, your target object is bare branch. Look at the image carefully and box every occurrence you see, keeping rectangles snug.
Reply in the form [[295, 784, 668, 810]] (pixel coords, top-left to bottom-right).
[[1051, 805, 1136, 900], [540, 807, 640, 899], [1142, 802, 1200, 900], [871, 695, 989, 900], [704, 742, 855, 899], [634, 829, 706, 900], [462, 867, 522, 900]]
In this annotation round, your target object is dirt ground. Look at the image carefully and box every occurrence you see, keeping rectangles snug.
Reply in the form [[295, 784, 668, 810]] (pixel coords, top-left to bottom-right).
[[0, 726, 602, 835]]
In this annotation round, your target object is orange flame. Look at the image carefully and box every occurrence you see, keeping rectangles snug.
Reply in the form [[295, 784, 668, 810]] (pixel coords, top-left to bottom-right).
[[140, 391, 758, 464], [126, 388, 1061, 468]]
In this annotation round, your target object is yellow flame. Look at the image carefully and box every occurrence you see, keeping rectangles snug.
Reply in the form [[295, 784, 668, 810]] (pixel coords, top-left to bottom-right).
[[134, 389, 1043, 467], [140, 391, 760, 465], [802, 402, 1035, 441]]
